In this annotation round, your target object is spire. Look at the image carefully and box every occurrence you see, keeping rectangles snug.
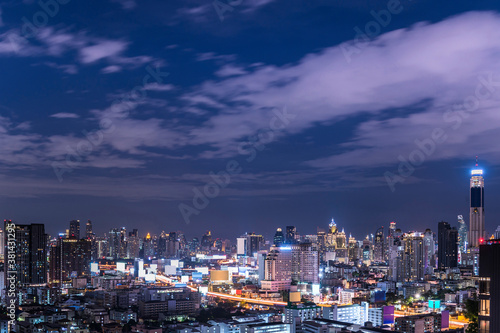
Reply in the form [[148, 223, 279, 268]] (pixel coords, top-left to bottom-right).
[[476, 155, 479, 167]]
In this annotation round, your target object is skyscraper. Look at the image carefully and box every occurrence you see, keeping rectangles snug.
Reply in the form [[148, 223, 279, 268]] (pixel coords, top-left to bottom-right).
[[374, 227, 385, 263], [50, 236, 91, 285], [4, 222, 47, 287], [69, 219, 80, 239], [108, 228, 121, 259], [86, 219, 93, 239], [469, 158, 485, 248], [423, 229, 436, 275], [479, 239, 500, 333], [438, 222, 458, 269], [402, 232, 425, 281], [274, 228, 285, 247], [457, 215, 468, 260], [291, 243, 319, 284], [285, 226, 297, 244], [389, 221, 396, 237]]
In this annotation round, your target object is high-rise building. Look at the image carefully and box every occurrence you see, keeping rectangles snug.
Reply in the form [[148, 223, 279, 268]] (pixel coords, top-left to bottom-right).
[[201, 231, 213, 251], [0, 227, 4, 260], [108, 228, 121, 259], [4, 221, 47, 287], [143, 233, 155, 258], [96, 236, 108, 259], [264, 246, 292, 282], [438, 221, 458, 269], [478, 239, 500, 333], [285, 226, 297, 244], [458, 215, 468, 261], [166, 232, 179, 258], [423, 229, 436, 275], [374, 227, 385, 262], [291, 243, 319, 284], [274, 228, 285, 247], [494, 226, 500, 240], [469, 158, 485, 248], [127, 229, 141, 259], [69, 219, 80, 239], [236, 233, 264, 257], [389, 221, 396, 237], [402, 232, 425, 282], [50, 236, 91, 285], [86, 219, 93, 239]]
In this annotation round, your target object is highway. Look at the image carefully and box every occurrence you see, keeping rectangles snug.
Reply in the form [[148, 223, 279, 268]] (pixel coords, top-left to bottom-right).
[[155, 275, 472, 321], [155, 274, 287, 307], [394, 310, 467, 327]]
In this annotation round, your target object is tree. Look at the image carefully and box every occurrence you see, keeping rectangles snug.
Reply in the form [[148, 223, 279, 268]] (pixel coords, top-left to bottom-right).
[[464, 298, 479, 333]]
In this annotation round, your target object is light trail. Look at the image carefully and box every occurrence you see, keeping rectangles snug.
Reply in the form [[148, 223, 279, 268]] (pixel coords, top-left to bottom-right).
[[156, 275, 287, 307]]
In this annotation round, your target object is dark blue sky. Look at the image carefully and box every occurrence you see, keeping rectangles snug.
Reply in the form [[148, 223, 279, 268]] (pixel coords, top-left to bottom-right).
[[1, 0, 500, 241]]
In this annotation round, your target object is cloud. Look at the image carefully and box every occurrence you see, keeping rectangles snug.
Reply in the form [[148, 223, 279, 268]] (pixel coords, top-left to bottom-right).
[[173, 11, 500, 170], [0, 28, 154, 70], [111, 0, 136, 10], [44, 62, 78, 74], [215, 64, 248, 77], [79, 40, 128, 64], [101, 65, 122, 74], [50, 113, 80, 119], [143, 83, 175, 91], [196, 52, 236, 62]]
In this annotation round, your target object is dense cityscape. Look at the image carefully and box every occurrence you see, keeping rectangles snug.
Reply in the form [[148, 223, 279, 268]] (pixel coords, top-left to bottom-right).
[[1, 161, 498, 333], [3, 0, 500, 333]]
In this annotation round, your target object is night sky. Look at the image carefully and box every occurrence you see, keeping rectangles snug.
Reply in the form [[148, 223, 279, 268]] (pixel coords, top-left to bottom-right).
[[1, 0, 500, 240]]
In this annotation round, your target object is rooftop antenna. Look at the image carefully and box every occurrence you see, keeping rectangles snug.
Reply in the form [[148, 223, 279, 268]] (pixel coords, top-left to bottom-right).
[[476, 156, 479, 167]]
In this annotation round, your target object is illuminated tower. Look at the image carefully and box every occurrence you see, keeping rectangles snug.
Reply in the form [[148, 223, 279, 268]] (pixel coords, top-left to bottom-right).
[[469, 157, 485, 248]]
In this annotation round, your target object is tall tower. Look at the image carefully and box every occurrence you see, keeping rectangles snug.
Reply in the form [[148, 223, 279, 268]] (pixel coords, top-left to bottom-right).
[[86, 219, 93, 239], [469, 157, 485, 248], [69, 219, 80, 239]]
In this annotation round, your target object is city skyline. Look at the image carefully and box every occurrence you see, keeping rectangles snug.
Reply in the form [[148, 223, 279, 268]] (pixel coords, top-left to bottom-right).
[[1, 1, 500, 239], [3, 158, 495, 241]]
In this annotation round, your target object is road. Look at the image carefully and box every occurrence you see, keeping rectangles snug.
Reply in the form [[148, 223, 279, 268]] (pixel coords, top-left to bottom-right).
[[156, 274, 287, 307]]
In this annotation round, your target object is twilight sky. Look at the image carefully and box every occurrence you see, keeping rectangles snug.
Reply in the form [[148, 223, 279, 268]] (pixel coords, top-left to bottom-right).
[[1, 0, 500, 240]]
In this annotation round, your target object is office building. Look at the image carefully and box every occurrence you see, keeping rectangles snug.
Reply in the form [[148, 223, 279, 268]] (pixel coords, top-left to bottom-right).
[[291, 243, 319, 284], [423, 229, 435, 275], [478, 239, 500, 333], [458, 215, 468, 257], [402, 233, 425, 282], [69, 219, 80, 239], [373, 227, 385, 263], [4, 222, 47, 287], [285, 226, 297, 244], [50, 237, 91, 285], [469, 158, 485, 248], [274, 228, 285, 247], [438, 221, 458, 269], [86, 219, 94, 239]]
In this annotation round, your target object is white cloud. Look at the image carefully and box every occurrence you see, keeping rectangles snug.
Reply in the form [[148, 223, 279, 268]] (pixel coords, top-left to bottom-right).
[[111, 0, 136, 10], [80, 40, 128, 64], [176, 11, 500, 168], [50, 113, 80, 119], [101, 65, 122, 74], [215, 64, 248, 77], [143, 83, 175, 91]]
